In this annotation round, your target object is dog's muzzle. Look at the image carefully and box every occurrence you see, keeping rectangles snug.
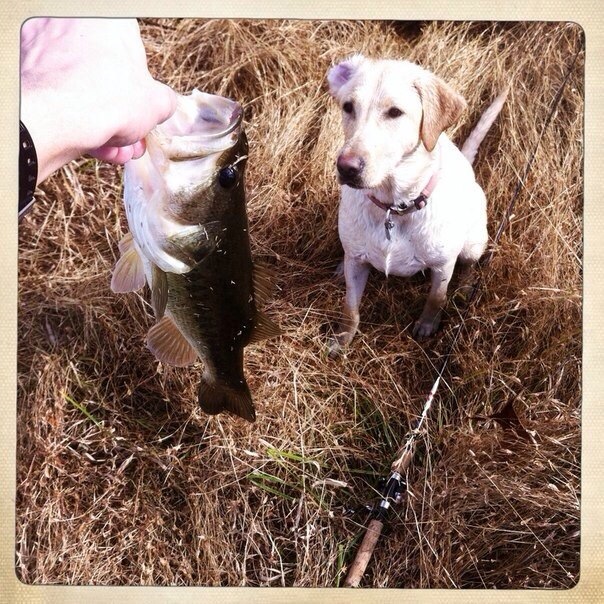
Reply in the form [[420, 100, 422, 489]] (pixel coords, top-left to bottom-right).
[[337, 154, 365, 187]]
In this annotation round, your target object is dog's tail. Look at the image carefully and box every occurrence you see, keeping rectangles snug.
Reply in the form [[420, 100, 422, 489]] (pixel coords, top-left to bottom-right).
[[461, 88, 509, 165]]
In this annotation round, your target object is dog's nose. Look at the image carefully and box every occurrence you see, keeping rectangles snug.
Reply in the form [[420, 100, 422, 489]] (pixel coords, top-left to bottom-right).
[[337, 154, 364, 179]]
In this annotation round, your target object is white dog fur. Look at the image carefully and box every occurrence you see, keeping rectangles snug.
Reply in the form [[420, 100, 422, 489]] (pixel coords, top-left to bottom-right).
[[327, 54, 506, 352]]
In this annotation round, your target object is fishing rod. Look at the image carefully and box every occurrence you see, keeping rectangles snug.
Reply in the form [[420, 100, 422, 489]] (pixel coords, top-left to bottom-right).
[[343, 43, 582, 588]]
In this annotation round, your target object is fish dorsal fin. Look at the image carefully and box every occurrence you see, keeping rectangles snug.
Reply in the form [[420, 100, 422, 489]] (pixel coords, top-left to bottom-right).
[[111, 236, 146, 293], [146, 315, 198, 367], [151, 264, 168, 320], [248, 311, 282, 344], [253, 263, 276, 307]]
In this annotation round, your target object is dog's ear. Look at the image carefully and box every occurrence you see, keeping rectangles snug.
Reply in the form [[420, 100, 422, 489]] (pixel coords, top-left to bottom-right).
[[414, 74, 467, 151], [327, 54, 365, 97]]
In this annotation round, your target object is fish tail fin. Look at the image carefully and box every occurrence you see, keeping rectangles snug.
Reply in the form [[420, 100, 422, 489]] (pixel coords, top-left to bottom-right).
[[198, 376, 256, 422]]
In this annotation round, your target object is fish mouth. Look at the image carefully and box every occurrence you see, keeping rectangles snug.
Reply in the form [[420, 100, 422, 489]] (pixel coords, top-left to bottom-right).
[[190, 90, 243, 140], [153, 90, 243, 161]]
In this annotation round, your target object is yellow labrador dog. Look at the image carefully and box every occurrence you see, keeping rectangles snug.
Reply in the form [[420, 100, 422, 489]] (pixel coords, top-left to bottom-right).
[[327, 54, 506, 353]]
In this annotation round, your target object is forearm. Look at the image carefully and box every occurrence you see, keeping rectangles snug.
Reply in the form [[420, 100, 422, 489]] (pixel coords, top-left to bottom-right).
[[21, 86, 83, 184]]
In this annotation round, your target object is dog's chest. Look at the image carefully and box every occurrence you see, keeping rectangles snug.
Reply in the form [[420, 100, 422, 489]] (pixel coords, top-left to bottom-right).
[[339, 203, 443, 277]]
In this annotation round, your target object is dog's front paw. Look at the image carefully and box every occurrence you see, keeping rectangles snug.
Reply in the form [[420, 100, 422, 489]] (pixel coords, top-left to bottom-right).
[[412, 315, 441, 339], [327, 337, 346, 359], [327, 337, 343, 358], [326, 326, 353, 358]]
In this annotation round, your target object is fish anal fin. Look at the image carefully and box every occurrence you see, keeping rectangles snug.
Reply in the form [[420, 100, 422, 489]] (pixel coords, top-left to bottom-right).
[[248, 311, 282, 344], [111, 245, 146, 293], [151, 264, 168, 320], [146, 315, 198, 367], [198, 379, 255, 422]]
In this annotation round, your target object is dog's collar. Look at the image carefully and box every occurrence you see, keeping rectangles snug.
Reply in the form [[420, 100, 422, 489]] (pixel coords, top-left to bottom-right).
[[368, 152, 441, 240], [367, 174, 436, 215]]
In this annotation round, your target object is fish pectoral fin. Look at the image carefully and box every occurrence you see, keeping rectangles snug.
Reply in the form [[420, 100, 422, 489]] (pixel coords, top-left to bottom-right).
[[166, 221, 222, 266], [253, 263, 277, 306], [248, 311, 282, 344], [118, 232, 135, 254], [146, 315, 198, 367], [111, 243, 146, 293], [151, 264, 168, 320], [198, 379, 255, 422]]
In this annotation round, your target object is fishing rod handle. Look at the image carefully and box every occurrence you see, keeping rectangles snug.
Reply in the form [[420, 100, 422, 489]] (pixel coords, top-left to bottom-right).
[[343, 519, 384, 587]]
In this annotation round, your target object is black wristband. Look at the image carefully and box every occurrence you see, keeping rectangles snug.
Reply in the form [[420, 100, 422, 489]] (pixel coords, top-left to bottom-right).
[[19, 121, 38, 219]]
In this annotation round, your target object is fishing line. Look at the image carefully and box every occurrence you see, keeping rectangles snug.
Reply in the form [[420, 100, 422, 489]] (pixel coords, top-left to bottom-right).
[[343, 41, 583, 588]]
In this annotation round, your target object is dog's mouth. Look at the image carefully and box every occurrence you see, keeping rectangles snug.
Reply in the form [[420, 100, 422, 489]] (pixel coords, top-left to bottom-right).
[[338, 174, 365, 189]]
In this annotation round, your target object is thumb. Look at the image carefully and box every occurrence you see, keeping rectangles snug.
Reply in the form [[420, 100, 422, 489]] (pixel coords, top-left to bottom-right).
[[149, 80, 178, 126]]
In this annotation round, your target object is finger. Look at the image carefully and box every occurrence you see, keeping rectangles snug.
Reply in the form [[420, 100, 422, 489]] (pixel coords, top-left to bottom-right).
[[100, 82, 176, 149], [89, 144, 138, 164], [149, 80, 178, 126], [131, 139, 146, 159]]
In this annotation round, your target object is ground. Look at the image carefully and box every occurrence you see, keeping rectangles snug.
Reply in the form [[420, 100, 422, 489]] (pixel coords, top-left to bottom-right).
[[17, 19, 582, 588]]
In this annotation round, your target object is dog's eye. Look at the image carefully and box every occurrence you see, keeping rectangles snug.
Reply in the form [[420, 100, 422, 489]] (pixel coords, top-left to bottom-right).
[[386, 107, 403, 119], [342, 101, 354, 114]]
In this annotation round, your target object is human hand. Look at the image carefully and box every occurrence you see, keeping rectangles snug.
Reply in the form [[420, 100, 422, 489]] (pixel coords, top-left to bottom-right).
[[20, 18, 177, 184]]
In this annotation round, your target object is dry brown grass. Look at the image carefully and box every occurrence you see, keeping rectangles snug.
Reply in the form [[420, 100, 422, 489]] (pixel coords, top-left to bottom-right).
[[16, 19, 582, 588]]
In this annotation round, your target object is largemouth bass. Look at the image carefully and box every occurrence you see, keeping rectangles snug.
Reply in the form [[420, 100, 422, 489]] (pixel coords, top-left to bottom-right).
[[111, 89, 280, 422]]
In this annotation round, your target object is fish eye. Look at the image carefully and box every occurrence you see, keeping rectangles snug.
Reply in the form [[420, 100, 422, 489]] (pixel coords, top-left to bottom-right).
[[342, 101, 354, 114], [386, 107, 403, 119], [218, 165, 238, 188]]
